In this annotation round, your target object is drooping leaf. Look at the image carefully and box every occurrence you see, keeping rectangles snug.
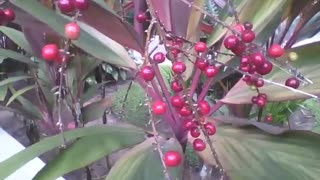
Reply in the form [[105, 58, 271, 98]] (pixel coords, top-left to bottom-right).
[[222, 42, 320, 104], [0, 48, 36, 65], [0, 85, 8, 101], [33, 128, 145, 180], [82, 98, 113, 123], [6, 85, 36, 106], [186, 0, 205, 40], [0, 125, 145, 179], [0, 26, 33, 53], [0, 75, 31, 87], [106, 138, 183, 180]]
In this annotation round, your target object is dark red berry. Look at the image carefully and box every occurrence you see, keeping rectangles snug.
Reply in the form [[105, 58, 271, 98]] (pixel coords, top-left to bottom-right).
[[258, 93, 267, 100], [171, 80, 183, 92], [57, 0, 75, 13], [163, 151, 182, 167], [194, 42, 207, 53], [242, 75, 251, 82], [251, 52, 266, 67], [256, 98, 266, 108], [240, 55, 251, 65], [153, 52, 165, 63], [251, 96, 258, 104], [204, 65, 219, 78], [179, 106, 193, 117], [42, 44, 59, 61], [183, 119, 195, 131], [170, 49, 179, 58], [256, 61, 273, 75], [152, 100, 167, 115], [140, 65, 155, 81], [224, 35, 239, 50], [248, 64, 257, 74], [268, 44, 284, 58], [231, 42, 246, 56], [172, 61, 186, 74], [0, 10, 5, 23], [264, 114, 273, 123], [285, 77, 300, 89], [233, 23, 245, 34], [255, 79, 264, 87], [244, 21, 253, 30], [195, 58, 209, 70], [73, 0, 89, 11], [171, 95, 185, 108], [240, 65, 250, 72], [136, 12, 147, 23], [198, 100, 210, 115], [241, 30, 255, 43], [3, 9, 15, 21], [64, 22, 80, 40], [190, 127, 201, 138], [193, 139, 206, 151], [204, 122, 216, 136]]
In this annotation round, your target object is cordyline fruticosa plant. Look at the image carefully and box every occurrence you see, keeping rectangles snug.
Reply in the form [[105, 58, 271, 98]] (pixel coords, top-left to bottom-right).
[[1, 0, 320, 179]]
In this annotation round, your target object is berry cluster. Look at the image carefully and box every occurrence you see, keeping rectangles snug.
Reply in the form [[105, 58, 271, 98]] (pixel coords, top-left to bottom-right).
[[57, 0, 89, 14], [0, 8, 15, 24]]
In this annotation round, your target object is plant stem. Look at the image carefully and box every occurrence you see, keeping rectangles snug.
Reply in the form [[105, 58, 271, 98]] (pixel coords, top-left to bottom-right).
[[189, 68, 202, 97], [57, 63, 66, 147], [197, 77, 215, 101]]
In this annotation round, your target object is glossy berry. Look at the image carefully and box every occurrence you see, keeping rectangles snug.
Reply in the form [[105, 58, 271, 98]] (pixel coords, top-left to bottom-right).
[[223, 35, 239, 50], [255, 79, 264, 88], [152, 100, 167, 115], [183, 119, 195, 131], [204, 122, 216, 136], [256, 98, 266, 108], [240, 55, 251, 65], [190, 127, 201, 138], [140, 66, 155, 81], [153, 52, 165, 63], [42, 44, 59, 61], [231, 42, 246, 56], [3, 9, 15, 21], [136, 13, 147, 23], [251, 96, 258, 104], [285, 77, 300, 89], [172, 61, 186, 74], [233, 23, 245, 34], [204, 65, 219, 78], [258, 93, 267, 100], [171, 95, 185, 109], [241, 30, 255, 43], [73, 0, 89, 11], [57, 0, 75, 13], [268, 44, 284, 58], [179, 106, 193, 117], [195, 58, 209, 70], [170, 80, 183, 92], [240, 65, 250, 72], [198, 100, 210, 115], [256, 61, 273, 75], [163, 151, 182, 167], [64, 22, 80, 40], [251, 52, 266, 67], [248, 64, 257, 74], [244, 21, 253, 30], [170, 49, 179, 58], [194, 42, 207, 53], [193, 139, 206, 151], [264, 114, 273, 123]]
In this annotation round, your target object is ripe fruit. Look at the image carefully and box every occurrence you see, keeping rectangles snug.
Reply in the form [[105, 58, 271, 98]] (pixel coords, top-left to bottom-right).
[[258, 93, 267, 100], [195, 58, 209, 70], [233, 23, 245, 34], [285, 77, 300, 89], [264, 114, 273, 123], [57, 0, 75, 13], [223, 35, 239, 50], [194, 42, 207, 53], [42, 44, 59, 61], [73, 0, 89, 11], [65, 22, 80, 40], [256, 61, 273, 75], [268, 44, 284, 58], [171, 95, 185, 108], [190, 127, 201, 138], [153, 52, 165, 63], [140, 65, 155, 81], [3, 9, 15, 21], [179, 106, 193, 117], [136, 12, 147, 23], [255, 79, 264, 88], [193, 139, 206, 151], [251, 96, 258, 104], [172, 61, 186, 74], [240, 55, 251, 65], [183, 119, 195, 131], [251, 52, 266, 67], [152, 100, 167, 115], [163, 151, 182, 167], [256, 98, 266, 108], [204, 65, 218, 78], [241, 30, 255, 43], [288, 52, 298, 61], [248, 64, 257, 74], [0, 10, 5, 23], [240, 65, 250, 72], [170, 49, 179, 58], [231, 42, 246, 56], [171, 80, 183, 92], [204, 122, 216, 135], [244, 21, 253, 30], [197, 100, 210, 115]]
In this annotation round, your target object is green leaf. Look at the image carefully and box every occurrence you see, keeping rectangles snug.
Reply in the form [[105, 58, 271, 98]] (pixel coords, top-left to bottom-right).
[[222, 42, 320, 104], [6, 85, 36, 106], [186, 0, 205, 40], [33, 128, 145, 180], [191, 125, 320, 180], [0, 26, 33, 53], [0, 125, 145, 180], [0, 75, 31, 87], [10, 0, 137, 70], [82, 98, 113, 123], [0, 85, 8, 101], [0, 48, 36, 65], [81, 82, 108, 104], [106, 138, 183, 180], [111, 69, 119, 81]]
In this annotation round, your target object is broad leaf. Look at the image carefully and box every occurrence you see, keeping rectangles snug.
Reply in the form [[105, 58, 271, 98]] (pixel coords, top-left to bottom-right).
[[0, 85, 8, 101], [222, 42, 320, 104], [6, 85, 36, 106], [186, 0, 205, 40], [106, 138, 183, 180], [0, 125, 145, 179], [0, 75, 31, 87], [0, 26, 33, 53], [0, 48, 36, 65], [82, 98, 113, 123]]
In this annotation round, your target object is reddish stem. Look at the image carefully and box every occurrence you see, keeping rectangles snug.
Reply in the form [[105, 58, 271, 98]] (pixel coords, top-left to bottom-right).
[[189, 68, 202, 97], [197, 77, 215, 102]]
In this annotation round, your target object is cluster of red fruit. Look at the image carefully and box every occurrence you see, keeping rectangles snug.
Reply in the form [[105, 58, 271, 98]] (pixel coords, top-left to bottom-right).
[[0, 8, 15, 24], [57, 0, 89, 13]]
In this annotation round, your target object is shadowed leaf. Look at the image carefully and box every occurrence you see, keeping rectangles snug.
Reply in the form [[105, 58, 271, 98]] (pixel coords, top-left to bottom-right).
[[82, 98, 113, 123]]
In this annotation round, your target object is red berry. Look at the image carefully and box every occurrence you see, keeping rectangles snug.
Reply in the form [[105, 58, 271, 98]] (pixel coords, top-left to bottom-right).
[[152, 100, 167, 115], [256, 98, 266, 108], [198, 100, 210, 115], [140, 65, 155, 81], [231, 42, 246, 56], [285, 77, 300, 89], [179, 106, 193, 117], [170, 80, 183, 92], [153, 52, 165, 63], [244, 21, 253, 30], [223, 35, 239, 50], [170, 49, 179, 58], [255, 79, 264, 88], [136, 12, 147, 23], [3, 9, 15, 21], [172, 61, 186, 74], [242, 75, 251, 82], [64, 22, 80, 40], [264, 114, 273, 123], [204, 65, 218, 78], [204, 122, 216, 135], [195, 58, 209, 70], [0, 10, 5, 23], [233, 23, 245, 34], [190, 127, 201, 138], [248, 64, 257, 74], [251, 52, 266, 67], [241, 30, 255, 43], [183, 119, 195, 131], [194, 42, 207, 53], [42, 44, 59, 61], [73, 0, 89, 11], [268, 44, 284, 58], [171, 95, 185, 109], [240, 55, 251, 65], [240, 65, 250, 72], [256, 61, 273, 75], [258, 93, 267, 100], [193, 139, 206, 151], [57, 0, 75, 13], [251, 96, 258, 104], [163, 151, 182, 167]]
